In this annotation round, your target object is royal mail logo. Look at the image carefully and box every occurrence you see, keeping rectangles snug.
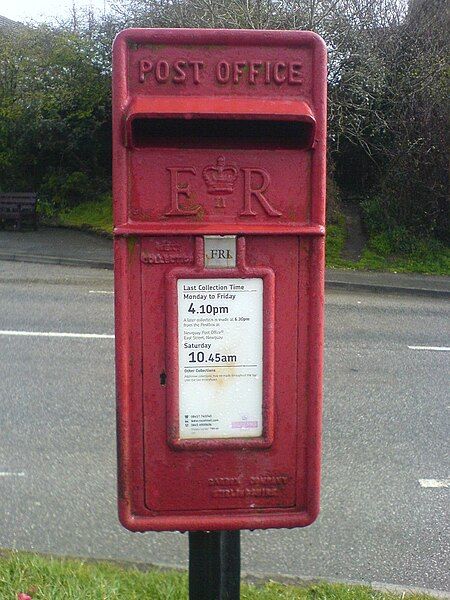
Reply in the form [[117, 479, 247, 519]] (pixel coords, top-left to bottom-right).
[[203, 156, 238, 195], [165, 156, 282, 218]]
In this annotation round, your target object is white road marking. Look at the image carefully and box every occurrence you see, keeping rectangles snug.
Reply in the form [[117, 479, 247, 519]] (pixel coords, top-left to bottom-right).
[[0, 330, 114, 339], [89, 290, 114, 295], [419, 479, 450, 488], [0, 472, 25, 477], [408, 346, 450, 352]]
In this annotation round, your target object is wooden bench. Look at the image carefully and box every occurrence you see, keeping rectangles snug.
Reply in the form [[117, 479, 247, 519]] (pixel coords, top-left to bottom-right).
[[0, 193, 38, 230]]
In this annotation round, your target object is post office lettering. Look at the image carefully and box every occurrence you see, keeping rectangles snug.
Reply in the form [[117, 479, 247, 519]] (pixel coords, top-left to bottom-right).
[[139, 58, 303, 86]]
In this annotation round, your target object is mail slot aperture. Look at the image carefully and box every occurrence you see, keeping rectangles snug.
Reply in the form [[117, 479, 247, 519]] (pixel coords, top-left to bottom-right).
[[130, 117, 315, 150]]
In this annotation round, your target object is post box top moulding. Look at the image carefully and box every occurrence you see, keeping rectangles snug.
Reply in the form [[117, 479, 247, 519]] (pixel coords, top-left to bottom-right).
[[112, 28, 327, 235], [112, 28, 326, 109]]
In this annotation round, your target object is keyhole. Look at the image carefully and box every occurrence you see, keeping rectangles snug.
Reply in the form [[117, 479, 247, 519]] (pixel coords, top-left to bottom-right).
[[160, 371, 167, 386]]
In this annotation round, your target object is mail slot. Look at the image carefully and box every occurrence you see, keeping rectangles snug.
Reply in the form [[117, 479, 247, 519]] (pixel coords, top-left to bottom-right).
[[113, 28, 327, 531]]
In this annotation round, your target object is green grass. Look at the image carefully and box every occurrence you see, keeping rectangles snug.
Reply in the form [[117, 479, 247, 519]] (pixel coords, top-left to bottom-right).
[[325, 215, 348, 267], [356, 245, 450, 275], [0, 551, 439, 600], [326, 217, 450, 276], [58, 194, 113, 235]]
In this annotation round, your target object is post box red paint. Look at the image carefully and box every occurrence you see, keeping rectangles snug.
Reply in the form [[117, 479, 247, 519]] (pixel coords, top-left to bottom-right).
[[113, 28, 326, 532]]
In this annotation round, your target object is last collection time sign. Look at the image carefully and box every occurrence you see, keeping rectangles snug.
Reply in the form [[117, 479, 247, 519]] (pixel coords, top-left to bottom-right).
[[177, 278, 263, 439]]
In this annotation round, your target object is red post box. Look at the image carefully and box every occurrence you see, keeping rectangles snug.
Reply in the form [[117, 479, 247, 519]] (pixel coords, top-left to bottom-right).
[[113, 28, 327, 532]]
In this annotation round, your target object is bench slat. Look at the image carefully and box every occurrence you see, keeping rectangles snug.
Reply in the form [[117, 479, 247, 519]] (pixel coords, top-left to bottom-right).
[[0, 193, 38, 229]]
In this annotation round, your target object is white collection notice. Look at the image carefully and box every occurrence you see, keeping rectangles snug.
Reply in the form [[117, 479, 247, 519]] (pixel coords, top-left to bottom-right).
[[177, 278, 263, 439]]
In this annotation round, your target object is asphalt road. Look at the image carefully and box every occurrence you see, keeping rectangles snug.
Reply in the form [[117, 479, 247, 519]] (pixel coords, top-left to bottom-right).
[[0, 260, 448, 591]]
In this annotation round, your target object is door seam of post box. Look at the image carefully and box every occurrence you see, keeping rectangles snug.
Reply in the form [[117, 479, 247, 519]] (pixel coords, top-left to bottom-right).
[[295, 236, 304, 511], [139, 239, 149, 513], [138, 503, 298, 514], [305, 236, 312, 512]]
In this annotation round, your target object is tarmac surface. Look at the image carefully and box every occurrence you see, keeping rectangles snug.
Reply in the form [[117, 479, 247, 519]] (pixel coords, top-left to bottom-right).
[[0, 225, 448, 297], [0, 226, 112, 268]]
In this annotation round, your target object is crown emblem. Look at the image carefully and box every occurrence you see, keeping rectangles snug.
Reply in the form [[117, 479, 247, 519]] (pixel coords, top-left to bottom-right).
[[203, 156, 238, 195]]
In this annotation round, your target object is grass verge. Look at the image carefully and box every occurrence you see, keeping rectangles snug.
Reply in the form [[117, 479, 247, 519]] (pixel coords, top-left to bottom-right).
[[57, 195, 113, 236], [0, 551, 441, 600], [326, 217, 449, 276]]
